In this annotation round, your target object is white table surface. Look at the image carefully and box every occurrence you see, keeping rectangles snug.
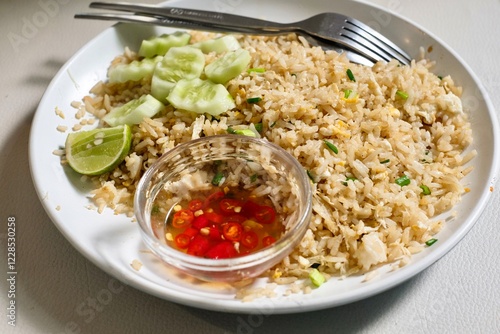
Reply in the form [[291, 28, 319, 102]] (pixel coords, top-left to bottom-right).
[[1, 0, 499, 333]]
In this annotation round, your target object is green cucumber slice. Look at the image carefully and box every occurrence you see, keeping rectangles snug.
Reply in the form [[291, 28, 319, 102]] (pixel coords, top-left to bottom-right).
[[150, 46, 205, 102], [167, 78, 235, 116], [108, 56, 162, 83], [205, 48, 251, 84], [138, 31, 191, 58], [192, 35, 241, 54], [103, 94, 164, 126]]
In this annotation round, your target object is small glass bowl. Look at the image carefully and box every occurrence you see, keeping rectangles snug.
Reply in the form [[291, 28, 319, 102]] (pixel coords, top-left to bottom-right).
[[134, 134, 312, 282]]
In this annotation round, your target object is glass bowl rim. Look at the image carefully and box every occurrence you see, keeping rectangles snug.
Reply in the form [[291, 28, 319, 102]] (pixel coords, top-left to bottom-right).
[[133, 134, 313, 271]]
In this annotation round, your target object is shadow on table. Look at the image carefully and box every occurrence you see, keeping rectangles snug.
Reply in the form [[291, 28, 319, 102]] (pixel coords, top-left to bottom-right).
[[186, 277, 418, 334]]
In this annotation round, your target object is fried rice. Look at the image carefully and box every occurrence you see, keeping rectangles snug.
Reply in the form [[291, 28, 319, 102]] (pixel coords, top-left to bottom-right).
[[60, 32, 474, 291]]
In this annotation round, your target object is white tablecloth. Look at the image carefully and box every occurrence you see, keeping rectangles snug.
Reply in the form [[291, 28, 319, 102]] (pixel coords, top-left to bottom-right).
[[1, 0, 499, 333]]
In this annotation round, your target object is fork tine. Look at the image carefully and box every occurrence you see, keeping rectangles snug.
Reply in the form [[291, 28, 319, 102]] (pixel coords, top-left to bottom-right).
[[338, 30, 400, 64], [319, 33, 389, 65], [343, 18, 411, 65]]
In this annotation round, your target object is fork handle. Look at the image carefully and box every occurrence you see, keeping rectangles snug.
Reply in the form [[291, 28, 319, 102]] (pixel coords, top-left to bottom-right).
[[90, 2, 293, 33]]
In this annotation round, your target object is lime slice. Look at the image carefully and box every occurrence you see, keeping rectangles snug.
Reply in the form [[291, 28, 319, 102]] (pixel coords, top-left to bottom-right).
[[65, 125, 132, 176]]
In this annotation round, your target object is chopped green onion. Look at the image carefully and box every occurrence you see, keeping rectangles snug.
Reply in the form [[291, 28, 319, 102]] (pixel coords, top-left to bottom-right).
[[254, 123, 263, 133], [307, 170, 317, 183], [437, 75, 443, 80], [234, 129, 256, 137], [420, 184, 431, 195], [246, 97, 262, 104], [344, 89, 353, 99], [310, 263, 321, 269], [324, 140, 338, 154], [211, 171, 225, 186], [380, 159, 390, 164], [270, 121, 276, 128], [228, 126, 256, 137], [151, 205, 160, 214], [247, 67, 266, 73], [346, 68, 356, 82], [309, 268, 326, 287], [425, 238, 438, 246], [342, 176, 357, 186], [396, 90, 409, 99], [395, 175, 411, 186], [250, 174, 258, 182]]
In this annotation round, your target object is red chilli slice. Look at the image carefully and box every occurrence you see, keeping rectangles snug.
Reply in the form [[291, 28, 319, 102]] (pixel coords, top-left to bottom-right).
[[241, 231, 258, 249], [174, 233, 191, 249], [254, 205, 276, 224], [172, 209, 194, 228], [222, 222, 243, 242], [219, 198, 244, 214], [205, 241, 238, 259], [187, 235, 211, 257]]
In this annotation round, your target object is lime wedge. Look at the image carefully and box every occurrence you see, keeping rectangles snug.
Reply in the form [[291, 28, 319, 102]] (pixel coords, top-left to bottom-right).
[[65, 125, 132, 176]]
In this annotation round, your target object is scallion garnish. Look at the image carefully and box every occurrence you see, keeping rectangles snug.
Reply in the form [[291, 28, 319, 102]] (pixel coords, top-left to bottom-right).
[[254, 123, 263, 133], [396, 90, 409, 99], [250, 174, 258, 182], [247, 67, 266, 73], [344, 89, 353, 99], [395, 175, 411, 186], [425, 238, 438, 246], [246, 97, 262, 104], [342, 176, 357, 186], [420, 184, 431, 195], [236, 129, 257, 137], [229, 126, 256, 137], [324, 140, 339, 154], [211, 171, 225, 186], [309, 268, 326, 287], [380, 159, 390, 164], [346, 68, 356, 82], [306, 170, 317, 183]]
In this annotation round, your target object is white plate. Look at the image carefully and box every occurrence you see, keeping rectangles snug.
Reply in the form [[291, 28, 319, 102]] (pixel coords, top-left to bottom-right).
[[29, 0, 499, 313]]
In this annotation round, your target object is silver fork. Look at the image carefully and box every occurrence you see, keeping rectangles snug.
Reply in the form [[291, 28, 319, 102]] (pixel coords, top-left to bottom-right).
[[75, 11, 377, 66], [76, 1, 412, 66]]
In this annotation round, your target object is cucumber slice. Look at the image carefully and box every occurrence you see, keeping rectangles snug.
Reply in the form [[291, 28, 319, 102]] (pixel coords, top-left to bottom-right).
[[103, 94, 164, 127], [108, 56, 162, 83], [192, 35, 241, 54], [205, 48, 251, 84], [167, 78, 236, 116], [138, 32, 191, 58], [150, 46, 205, 102]]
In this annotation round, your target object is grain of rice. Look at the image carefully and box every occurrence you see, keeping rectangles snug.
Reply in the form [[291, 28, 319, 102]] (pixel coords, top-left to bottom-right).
[[52, 149, 64, 156], [55, 107, 65, 119]]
